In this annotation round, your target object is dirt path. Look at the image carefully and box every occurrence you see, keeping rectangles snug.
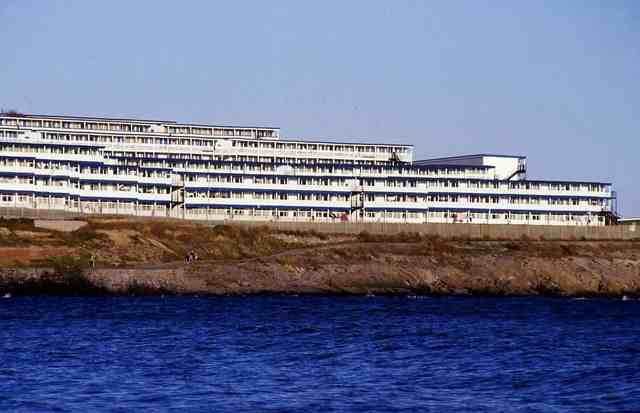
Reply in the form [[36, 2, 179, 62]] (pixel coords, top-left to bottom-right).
[[130, 240, 368, 270]]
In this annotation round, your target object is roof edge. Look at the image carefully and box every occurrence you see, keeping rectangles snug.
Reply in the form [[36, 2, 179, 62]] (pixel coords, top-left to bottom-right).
[[416, 154, 527, 162]]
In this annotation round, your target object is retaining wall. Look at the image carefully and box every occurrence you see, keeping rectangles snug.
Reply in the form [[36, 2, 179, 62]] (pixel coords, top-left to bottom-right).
[[0, 207, 636, 240], [222, 220, 639, 240]]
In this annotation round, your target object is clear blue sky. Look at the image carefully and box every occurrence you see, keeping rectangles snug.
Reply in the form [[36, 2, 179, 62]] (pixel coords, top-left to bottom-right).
[[2, 1, 638, 215]]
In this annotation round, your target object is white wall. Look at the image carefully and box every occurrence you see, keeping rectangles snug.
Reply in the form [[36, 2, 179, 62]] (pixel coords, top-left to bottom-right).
[[483, 156, 522, 180]]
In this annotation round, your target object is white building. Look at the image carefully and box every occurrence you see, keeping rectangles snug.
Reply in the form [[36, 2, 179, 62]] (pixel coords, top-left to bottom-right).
[[0, 112, 616, 225]]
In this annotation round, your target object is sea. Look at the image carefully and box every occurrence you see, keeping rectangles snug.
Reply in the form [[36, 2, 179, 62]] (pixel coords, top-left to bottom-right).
[[1, 296, 639, 412]]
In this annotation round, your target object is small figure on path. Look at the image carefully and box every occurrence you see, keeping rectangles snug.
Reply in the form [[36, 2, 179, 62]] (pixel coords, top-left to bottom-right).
[[185, 250, 197, 264]]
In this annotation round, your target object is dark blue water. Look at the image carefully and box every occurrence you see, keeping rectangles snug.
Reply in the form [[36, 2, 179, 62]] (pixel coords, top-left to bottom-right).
[[1, 296, 639, 412]]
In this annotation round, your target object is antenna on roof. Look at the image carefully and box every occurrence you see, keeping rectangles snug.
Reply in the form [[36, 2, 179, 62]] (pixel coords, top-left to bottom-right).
[[0, 108, 25, 117]]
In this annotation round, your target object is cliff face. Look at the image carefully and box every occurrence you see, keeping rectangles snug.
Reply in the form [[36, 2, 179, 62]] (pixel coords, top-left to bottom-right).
[[88, 242, 640, 296], [0, 217, 638, 297]]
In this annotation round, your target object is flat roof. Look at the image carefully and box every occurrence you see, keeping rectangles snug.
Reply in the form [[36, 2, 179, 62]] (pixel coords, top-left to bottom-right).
[[282, 137, 413, 147], [0, 113, 280, 130], [416, 153, 527, 163], [522, 178, 612, 186], [173, 123, 280, 130], [0, 112, 175, 124]]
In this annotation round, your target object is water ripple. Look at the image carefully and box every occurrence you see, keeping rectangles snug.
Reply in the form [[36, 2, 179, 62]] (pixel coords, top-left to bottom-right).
[[1, 296, 639, 412]]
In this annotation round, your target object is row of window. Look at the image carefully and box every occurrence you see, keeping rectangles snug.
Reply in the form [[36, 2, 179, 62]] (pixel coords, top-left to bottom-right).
[[181, 175, 608, 193], [0, 128, 411, 156], [182, 190, 607, 206], [0, 117, 278, 138], [168, 126, 277, 138], [0, 147, 500, 179], [232, 140, 404, 154], [0, 186, 609, 208], [0, 143, 100, 157], [2, 118, 149, 132], [0, 142, 609, 192], [0, 196, 606, 224], [0, 168, 611, 197]]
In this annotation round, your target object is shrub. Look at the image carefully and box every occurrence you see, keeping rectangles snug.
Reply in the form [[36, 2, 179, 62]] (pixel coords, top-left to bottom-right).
[[505, 242, 521, 251], [0, 217, 35, 231], [47, 255, 86, 276], [357, 230, 375, 242], [63, 227, 108, 245]]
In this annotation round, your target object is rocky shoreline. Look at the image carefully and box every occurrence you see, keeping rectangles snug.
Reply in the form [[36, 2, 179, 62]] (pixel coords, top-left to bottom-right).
[[2, 239, 639, 297], [0, 218, 638, 297]]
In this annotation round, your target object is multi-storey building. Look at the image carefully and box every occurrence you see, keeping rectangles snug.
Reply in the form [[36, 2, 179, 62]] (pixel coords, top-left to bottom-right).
[[0, 112, 616, 225]]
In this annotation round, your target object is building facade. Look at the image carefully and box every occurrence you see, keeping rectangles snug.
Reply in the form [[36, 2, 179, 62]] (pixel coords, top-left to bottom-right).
[[0, 113, 616, 225]]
